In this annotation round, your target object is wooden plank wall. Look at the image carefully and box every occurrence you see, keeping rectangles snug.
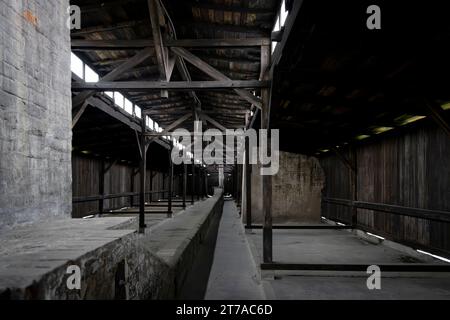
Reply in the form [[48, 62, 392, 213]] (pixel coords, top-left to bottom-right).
[[72, 154, 181, 218], [320, 124, 450, 254]]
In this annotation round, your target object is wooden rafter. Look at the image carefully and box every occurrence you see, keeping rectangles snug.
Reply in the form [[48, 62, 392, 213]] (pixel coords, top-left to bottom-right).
[[72, 47, 153, 107], [171, 47, 263, 109]]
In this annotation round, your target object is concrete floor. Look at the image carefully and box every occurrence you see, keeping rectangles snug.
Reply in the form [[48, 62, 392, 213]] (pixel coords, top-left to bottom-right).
[[205, 200, 265, 300], [246, 228, 450, 299]]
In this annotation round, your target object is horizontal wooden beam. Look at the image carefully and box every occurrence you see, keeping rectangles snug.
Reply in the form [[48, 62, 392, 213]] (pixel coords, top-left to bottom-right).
[[245, 225, 352, 230], [323, 197, 450, 223], [72, 80, 269, 91], [261, 263, 450, 272], [71, 38, 271, 50], [189, 1, 274, 14]]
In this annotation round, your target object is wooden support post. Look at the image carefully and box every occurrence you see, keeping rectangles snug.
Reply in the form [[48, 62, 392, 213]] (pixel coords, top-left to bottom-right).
[[205, 168, 209, 196], [139, 116, 147, 233], [332, 147, 357, 226], [168, 143, 173, 217], [234, 165, 238, 199], [191, 165, 195, 205], [162, 172, 166, 200], [350, 147, 358, 227], [245, 129, 253, 228], [197, 166, 200, 201], [98, 159, 105, 215], [149, 168, 154, 202], [183, 163, 187, 208], [130, 170, 135, 207], [261, 44, 272, 263]]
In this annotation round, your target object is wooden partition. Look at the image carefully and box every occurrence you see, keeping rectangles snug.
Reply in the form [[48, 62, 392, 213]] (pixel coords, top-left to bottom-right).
[[72, 154, 181, 218], [320, 124, 450, 256]]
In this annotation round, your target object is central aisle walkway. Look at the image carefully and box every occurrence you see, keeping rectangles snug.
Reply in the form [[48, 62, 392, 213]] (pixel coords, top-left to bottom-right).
[[205, 200, 265, 300]]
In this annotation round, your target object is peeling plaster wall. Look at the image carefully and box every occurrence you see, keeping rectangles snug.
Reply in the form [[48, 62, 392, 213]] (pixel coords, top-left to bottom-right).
[[244, 152, 324, 224]]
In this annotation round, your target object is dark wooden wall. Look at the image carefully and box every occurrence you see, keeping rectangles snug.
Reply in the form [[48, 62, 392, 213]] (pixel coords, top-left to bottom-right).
[[321, 124, 450, 256], [72, 154, 181, 218]]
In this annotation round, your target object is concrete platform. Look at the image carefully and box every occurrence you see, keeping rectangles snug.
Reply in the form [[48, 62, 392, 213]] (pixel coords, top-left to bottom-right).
[[0, 217, 136, 293], [0, 192, 223, 299], [205, 200, 265, 300], [246, 227, 450, 299]]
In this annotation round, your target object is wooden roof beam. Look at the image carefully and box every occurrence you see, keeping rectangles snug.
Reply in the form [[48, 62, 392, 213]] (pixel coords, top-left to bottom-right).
[[71, 38, 271, 50], [72, 80, 269, 91], [171, 47, 263, 109]]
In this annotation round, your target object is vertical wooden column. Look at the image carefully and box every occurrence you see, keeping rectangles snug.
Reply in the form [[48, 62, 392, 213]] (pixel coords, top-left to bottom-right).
[[168, 143, 173, 217], [350, 147, 358, 227], [204, 168, 209, 196], [149, 168, 153, 203], [162, 172, 166, 200], [197, 166, 200, 201], [98, 159, 105, 215], [191, 164, 195, 204], [130, 169, 135, 207], [261, 44, 272, 263], [139, 117, 146, 233], [183, 163, 187, 208], [245, 136, 252, 228]]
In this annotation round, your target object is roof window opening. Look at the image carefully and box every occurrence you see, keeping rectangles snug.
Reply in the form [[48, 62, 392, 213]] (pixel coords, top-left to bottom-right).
[[280, 1, 288, 27], [273, 15, 280, 32], [84, 65, 99, 83], [71, 52, 84, 79], [114, 92, 124, 108], [135, 106, 142, 119], [148, 117, 154, 130], [124, 99, 133, 114], [105, 91, 114, 99]]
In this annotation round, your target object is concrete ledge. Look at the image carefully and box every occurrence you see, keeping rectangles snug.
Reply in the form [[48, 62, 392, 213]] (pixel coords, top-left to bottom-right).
[[0, 189, 224, 299]]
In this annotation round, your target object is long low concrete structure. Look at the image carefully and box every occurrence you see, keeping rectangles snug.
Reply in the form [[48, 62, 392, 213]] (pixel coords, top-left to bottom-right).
[[0, 189, 224, 299]]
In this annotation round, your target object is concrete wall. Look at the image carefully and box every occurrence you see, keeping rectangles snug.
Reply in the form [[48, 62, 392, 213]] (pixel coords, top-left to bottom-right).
[[244, 152, 324, 224], [0, 0, 72, 229]]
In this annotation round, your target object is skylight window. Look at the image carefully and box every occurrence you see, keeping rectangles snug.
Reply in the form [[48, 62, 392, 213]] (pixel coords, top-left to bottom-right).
[[114, 92, 124, 108], [84, 65, 99, 83], [280, 1, 287, 27], [71, 52, 84, 79], [124, 99, 133, 114], [273, 15, 280, 32], [148, 117, 154, 130], [135, 106, 141, 119], [105, 91, 114, 99]]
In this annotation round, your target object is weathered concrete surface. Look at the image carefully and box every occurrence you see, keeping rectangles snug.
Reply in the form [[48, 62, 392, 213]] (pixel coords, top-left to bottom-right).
[[205, 200, 265, 300], [247, 227, 450, 299], [0, 190, 224, 299], [244, 152, 324, 224], [0, 0, 72, 230]]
